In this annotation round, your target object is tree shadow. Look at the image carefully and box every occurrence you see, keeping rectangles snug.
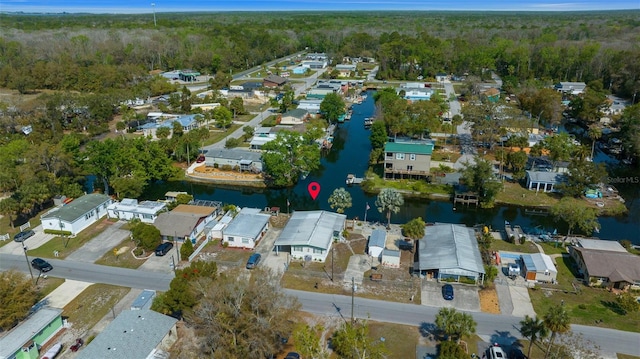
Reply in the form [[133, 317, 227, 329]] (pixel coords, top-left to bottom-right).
[[600, 300, 625, 315], [489, 330, 520, 347], [419, 321, 439, 341]]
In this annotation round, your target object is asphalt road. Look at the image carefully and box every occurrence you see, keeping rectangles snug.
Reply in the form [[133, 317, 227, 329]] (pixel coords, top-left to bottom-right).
[[3, 252, 636, 357]]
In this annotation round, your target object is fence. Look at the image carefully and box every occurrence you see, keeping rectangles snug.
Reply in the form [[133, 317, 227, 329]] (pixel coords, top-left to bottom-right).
[[0, 233, 9, 241], [188, 237, 210, 262]]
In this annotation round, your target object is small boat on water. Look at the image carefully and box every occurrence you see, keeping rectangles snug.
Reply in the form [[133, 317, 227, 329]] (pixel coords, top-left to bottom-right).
[[364, 118, 373, 127]]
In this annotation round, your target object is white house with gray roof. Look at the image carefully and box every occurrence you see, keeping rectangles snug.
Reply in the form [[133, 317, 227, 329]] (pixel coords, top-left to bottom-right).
[[368, 229, 386, 258], [107, 198, 167, 223], [525, 170, 566, 192], [77, 309, 177, 359], [274, 210, 346, 262], [417, 223, 485, 284], [222, 207, 270, 249], [41, 193, 112, 236], [203, 148, 263, 173]]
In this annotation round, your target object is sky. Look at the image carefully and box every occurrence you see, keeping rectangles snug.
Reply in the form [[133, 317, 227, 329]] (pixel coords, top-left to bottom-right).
[[1, 0, 639, 14]]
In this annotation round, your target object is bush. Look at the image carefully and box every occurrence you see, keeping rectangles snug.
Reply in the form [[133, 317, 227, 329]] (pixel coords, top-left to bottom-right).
[[43, 229, 73, 236], [221, 164, 232, 171], [181, 239, 194, 259], [225, 137, 240, 148], [213, 163, 219, 168]]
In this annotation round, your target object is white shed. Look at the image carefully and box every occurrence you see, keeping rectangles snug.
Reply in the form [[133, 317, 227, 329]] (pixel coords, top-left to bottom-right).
[[382, 249, 400, 268], [368, 229, 386, 258]]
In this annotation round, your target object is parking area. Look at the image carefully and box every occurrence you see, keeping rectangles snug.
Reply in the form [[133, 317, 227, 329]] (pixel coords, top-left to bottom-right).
[[421, 281, 481, 312], [0, 225, 54, 255]]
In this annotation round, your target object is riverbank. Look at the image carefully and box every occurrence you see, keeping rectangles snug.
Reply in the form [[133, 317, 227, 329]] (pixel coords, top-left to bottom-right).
[[186, 166, 267, 188]]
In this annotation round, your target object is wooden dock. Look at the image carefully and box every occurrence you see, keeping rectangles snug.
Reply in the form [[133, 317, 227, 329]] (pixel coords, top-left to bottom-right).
[[453, 191, 479, 207]]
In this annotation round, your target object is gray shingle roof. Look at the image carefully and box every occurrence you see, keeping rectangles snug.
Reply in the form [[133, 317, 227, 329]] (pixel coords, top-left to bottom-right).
[[573, 247, 640, 284], [154, 211, 203, 238], [42, 193, 111, 222], [274, 210, 345, 250], [77, 310, 177, 359], [223, 208, 270, 239], [418, 224, 485, 276]]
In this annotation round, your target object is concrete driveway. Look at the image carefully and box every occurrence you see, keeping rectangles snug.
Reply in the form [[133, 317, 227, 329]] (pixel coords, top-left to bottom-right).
[[421, 281, 481, 312], [0, 225, 54, 255], [66, 221, 129, 263]]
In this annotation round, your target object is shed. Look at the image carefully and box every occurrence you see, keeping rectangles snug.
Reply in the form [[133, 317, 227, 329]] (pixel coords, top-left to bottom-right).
[[131, 290, 156, 311], [382, 249, 400, 268], [521, 253, 557, 283], [368, 229, 386, 258]]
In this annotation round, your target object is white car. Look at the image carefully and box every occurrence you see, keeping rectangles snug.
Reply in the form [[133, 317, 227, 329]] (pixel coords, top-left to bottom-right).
[[489, 344, 507, 359]]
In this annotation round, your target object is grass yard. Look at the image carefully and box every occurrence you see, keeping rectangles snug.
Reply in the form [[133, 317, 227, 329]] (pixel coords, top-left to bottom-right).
[[200, 124, 241, 146], [618, 354, 640, 359], [495, 182, 561, 207], [26, 218, 112, 259], [362, 172, 453, 197], [368, 322, 421, 358], [37, 277, 66, 298], [63, 284, 130, 333], [94, 238, 146, 269], [528, 254, 640, 332], [491, 238, 540, 254]]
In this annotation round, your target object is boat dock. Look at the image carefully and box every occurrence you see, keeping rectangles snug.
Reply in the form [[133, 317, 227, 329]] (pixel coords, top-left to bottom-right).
[[346, 174, 364, 185], [453, 191, 479, 207], [505, 223, 526, 242]]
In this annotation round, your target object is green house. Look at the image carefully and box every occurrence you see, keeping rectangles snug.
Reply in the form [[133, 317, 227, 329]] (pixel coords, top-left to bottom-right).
[[0, 308, 64, 359]]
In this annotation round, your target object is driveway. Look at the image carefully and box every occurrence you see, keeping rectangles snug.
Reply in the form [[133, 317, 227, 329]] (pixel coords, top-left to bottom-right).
[[66, 221, 129, 263], [0, 225, 54, 255], [421, 281, 481, 312], [255, 227, 287, 275]]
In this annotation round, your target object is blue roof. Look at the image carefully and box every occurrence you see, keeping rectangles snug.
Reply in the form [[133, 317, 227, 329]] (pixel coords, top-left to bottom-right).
[[369, 229, 386, 248]]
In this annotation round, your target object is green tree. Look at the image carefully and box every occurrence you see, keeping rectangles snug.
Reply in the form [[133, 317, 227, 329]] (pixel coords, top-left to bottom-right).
[[261, 131, 321, 187], [543, 305, 571, 359], [616, 292, 640, 314], [587, 126, 602, 160], [0, 270, 39, 331], [331, 321, 387, 359], [180, 238, 194, 259], [156, 126, 171, 139], [172, 121, 184, 137], [279, 89, 295, 113], [375, 188, 404, 229], [438, 340, 467, 359], [369, 120, 388, 149], [320, 93, 345, 124], [328, 187, 352, 214], [229, 97, 245, 117], [435, 307, 477, 343], [225, 137, 240, 148], [0, 197, 19, 228], [558, 159, 607, 197], [618, 103, 640, 161], [293, 324, 329, 359], [460, 158, 503, 207], [130, 222, 162, 252], [210, 70, 232, 90], [484, 265, 498, 284], [541, 133, 575, 170], [520, 315, 549, 359], [570, 81, 607, 125], [242, 125, 255, 142], [214, 106, 233, 129], [506, 150, 528, 180], [551, 198, 599, 238], [401, 217, 426, 240]]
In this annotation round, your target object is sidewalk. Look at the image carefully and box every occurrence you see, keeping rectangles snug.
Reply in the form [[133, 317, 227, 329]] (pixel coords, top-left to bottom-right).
[[44, 279, 93, 308]]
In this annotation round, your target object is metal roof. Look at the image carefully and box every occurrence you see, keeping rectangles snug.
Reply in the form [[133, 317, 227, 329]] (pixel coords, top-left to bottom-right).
[[382, 248, 400, 258], [203, 148, 262, 162], [274, 210, 346, 250], [0, 308, 62, 359], [384, 141, 434, 155], [107, 200, 166, 216], [77, 310, 177, 359], [417, 224, 485, 276], [369, 229, 386, 249], [42, 193, 111, 222], [223, 208, 270, 239], [522, 253, 557, 274], [576, 238, 626, 252], [526, 171, 565, 184]]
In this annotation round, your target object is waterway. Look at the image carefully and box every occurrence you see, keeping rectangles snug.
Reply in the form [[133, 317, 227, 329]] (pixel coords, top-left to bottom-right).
[[142, 91, 640, 244]]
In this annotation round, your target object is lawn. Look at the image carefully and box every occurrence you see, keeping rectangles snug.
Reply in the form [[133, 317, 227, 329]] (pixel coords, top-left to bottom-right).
[[367, 321, 420, 358], [495, 182, 561, 207], [528, 254, 640, 332], [37, 277, 65, 298], [63, 284, 130, 333], [490, 238, 540, 254], [362, 172, 453, 197], [26, 218, 112, 259], [94, 238, 147, 269]]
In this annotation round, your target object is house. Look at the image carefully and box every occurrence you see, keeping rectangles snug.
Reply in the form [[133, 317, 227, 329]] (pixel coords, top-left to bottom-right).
[[301, 60, 327, 69], [153, 204, 218, 242], [191, 103, 221, 111], [554, 82, 587, 95], [435, 73, 448, 82], [521, 253, 558, 283], [525, 170, 565, 192], [274, 210, 346, 262], [306, 88, 336, 99], [263, 74, 287, 88], [368, 229, 386, 258], [164, 191, 188, 202], [77, 310, 178, 359], [279, 108, 309, 125], [178, 69, 200, 82], [107, 199, 167, 223], [140, 114, 201, 139], [335, 64, 357, 77], [203, 148, 263, 172], [41, 193, 112, 236], [0, 308, 64, 359], [296, 99, 323, 113], [306, 52, 328, 61], [527, 156, 570, 173], [384, 138, 434, 180], [399, 88, 434, 101], [382, 249, 401, 268], [222, 207, 270, 249], [569, 246, 640, 290], [482, 87, 501, 102], [572, 238, 627, 252], [416, 223, 485, 284]]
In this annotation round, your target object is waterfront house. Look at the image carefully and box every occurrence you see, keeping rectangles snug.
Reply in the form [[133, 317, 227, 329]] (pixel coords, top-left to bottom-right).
[[222, 207, 270, 249], [525, 170, 565, 192], [140, 114, 201, 139], [274, 210, 346, 262], [568, 246, 640, 290], [279, 108, 309, 125], [296, 99, 323, 113], [77, 310, 177, 359], [384, 138, 434, 180], [42, 193, 112, 236], [0, 308, 64, 359], [416, 223, 485, 284], [203, 148, 263, 172], [107, 199, 167, 223], [153, 204, 218, 242], [367, 229, 386, 258]]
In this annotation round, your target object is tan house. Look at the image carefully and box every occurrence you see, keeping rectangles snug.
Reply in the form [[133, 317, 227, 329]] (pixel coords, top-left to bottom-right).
[[384, 139, 434, 180], [569, 246, 640, 290], [279, 108, 309, 125], [263, 74, 287, 88], [153, 204, 218, 242]]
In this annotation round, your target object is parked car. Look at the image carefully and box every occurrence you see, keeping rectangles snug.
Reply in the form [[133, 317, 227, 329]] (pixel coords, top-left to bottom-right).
[[31, 258, 53, 272], [489, 344, 507, 359], [196, 155, 206, 163], [155, 242, 174, 256], [285, 352, 301, 359], [70, 338, 84, 352], [442, 284, 454, 300], [246, 253, 261, 269], [14, 229, 35, 242]]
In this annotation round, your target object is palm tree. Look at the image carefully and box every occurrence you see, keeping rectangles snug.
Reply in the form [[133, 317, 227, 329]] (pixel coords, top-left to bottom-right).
[[435, 307, 477, 343], [375, 188, 404, 229], [543, 305, 571, 359], [520, 315, 549, 359], [588, 125, 602, 160]]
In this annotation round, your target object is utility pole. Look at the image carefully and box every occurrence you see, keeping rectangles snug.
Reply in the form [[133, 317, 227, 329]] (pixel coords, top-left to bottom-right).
[[331, 246, 334, 282], [351, 277, 355, 324], [22, 242, 34, 283], [151, 3, 157, 27]]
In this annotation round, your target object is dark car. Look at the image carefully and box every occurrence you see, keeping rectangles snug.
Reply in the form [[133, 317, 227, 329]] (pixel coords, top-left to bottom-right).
[[155, 242, 174, 256], [442, 284, 454, 300], [14, 229, 35, 242], [246, 253, 261, 269], [285, 352, 301, 359], [31, 258, 53, 272]]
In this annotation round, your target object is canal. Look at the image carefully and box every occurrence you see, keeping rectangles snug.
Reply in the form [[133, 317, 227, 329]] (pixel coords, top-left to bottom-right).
[[143, 91, 640, 244]]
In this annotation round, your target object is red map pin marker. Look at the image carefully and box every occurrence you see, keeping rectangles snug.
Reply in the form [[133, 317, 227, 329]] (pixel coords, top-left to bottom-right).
[[307, 182, 321, 200]]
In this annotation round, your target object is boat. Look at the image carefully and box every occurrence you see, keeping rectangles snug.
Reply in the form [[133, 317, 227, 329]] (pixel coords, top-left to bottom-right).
[[41, 343, 62, 359], [364, 118, 373, 127], [346, 174, 364, 185]]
